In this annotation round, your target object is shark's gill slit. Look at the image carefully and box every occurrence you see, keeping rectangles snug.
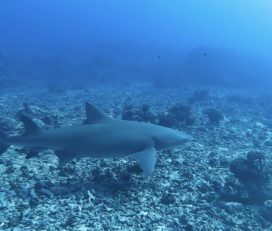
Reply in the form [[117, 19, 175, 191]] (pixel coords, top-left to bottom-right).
[[152, 136, 163, 150]]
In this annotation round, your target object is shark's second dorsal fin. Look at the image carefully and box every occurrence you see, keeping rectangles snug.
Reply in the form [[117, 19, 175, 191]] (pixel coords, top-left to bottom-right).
[[84, 102, 111, 124], [20, 114, 42, 136]]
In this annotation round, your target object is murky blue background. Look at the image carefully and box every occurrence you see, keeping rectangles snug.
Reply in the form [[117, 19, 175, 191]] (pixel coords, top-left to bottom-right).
[[0, 0, 271, 88]]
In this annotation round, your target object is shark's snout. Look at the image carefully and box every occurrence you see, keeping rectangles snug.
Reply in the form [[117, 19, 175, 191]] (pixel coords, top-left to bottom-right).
[[175, 131, 194, 145], [181, 133, 194, 142], [153, 127, 193, 150]]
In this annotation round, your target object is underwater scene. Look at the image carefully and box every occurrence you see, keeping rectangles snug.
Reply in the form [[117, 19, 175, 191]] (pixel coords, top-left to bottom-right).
[[1, 1, 272, 230]]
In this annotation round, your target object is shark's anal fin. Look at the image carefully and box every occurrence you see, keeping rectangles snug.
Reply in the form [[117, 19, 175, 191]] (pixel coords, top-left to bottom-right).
[[55, 150, 75, 167], [20, 114, 42, 136], [84, 102, 111, 124], [129, 147, 157, 178]]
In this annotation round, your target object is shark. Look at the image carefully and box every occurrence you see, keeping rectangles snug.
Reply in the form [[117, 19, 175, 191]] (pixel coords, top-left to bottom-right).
[[0, 103, 193, 177]]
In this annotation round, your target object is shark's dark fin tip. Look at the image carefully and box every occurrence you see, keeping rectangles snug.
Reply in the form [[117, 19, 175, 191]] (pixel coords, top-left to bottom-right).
[[20, 114, 42, 136], [84, 102, 111, 124]]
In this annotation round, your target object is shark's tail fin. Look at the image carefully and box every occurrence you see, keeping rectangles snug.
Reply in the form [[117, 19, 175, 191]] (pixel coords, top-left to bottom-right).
[[0, 130, 9, 154]]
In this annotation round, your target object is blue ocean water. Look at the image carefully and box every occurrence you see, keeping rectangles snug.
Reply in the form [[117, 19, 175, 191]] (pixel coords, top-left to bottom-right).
[[0, 0, 272, 89], [0, 1, 272, 230]]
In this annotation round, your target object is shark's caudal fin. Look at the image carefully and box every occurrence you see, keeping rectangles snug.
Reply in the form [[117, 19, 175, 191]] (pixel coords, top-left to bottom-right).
[[0, 130, 9, 154], [20, 114, 42, 136], [84, 102, 112, 124], [129, 147, 157, 178]]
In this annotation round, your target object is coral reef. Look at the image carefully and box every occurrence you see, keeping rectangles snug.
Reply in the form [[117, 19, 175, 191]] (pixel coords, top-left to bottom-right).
[[158, 103, 194, 128], [230, 151, 269, 183], [204, 108, 224, 124], [0, 86, 271, 230], [122, 104, 156, 123], [47, 83, 66, 94], [188, 89, 210, 103], [225, 151, 272, 204]]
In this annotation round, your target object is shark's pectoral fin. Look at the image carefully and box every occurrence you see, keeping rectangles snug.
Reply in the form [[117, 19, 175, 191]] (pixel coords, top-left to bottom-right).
[[55, 150, 75, 167], [129, 147, 157, 178]]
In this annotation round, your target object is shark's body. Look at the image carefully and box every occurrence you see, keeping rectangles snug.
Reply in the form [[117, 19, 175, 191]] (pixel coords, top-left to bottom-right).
[[0, 103, 193, 177]]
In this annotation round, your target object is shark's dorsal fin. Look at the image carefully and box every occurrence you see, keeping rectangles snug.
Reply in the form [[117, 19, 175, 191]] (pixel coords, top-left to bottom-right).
[[84, 102, 111, 124], [20, 114, 42, 136]]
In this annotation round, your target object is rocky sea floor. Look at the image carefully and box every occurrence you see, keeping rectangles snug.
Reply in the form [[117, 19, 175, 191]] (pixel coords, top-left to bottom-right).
[[0, 85, 272, 231]]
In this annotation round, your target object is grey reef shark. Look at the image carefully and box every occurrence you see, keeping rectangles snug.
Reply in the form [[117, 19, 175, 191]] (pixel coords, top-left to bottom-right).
[[0, 103, 193, 177]]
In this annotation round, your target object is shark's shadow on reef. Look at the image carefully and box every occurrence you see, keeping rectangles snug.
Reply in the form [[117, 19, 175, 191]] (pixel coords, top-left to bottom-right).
[[34, 164, 144, 199]]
